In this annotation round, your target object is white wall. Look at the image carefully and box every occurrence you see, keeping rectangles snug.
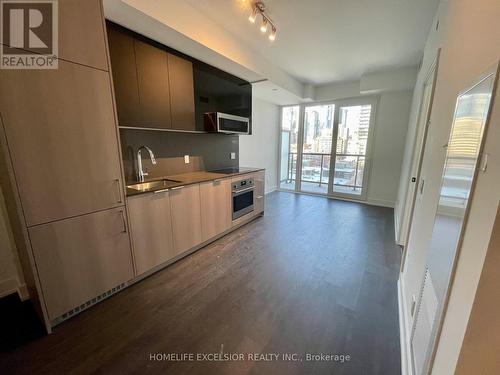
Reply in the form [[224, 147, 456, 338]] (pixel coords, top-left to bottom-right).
[[367, 91, 413, 207], [0, 186, 22, 298], [239, 97, 280, 193], [398, 0, 500, 373]]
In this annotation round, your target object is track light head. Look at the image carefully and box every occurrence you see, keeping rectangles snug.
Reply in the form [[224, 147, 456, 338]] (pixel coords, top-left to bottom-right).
[[260, 17, 268, 33], [248, 8, 257, 23], [269, 27, 276, 41]]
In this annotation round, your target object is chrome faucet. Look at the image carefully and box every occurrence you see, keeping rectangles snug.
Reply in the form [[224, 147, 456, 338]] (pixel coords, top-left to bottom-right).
[[137, 146, 157, 182]]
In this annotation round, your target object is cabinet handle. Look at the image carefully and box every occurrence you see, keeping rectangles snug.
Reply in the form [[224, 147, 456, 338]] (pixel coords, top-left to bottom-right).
[[119, 210, 127, 233], [257, 195, 264, 199], [114, 178, 123, 203], [154, 188, 169, 194], [170, 185, 185, 190]]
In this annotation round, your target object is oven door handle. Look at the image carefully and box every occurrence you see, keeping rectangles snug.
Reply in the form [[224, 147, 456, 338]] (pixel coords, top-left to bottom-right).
[[232, 187, 254, 195]]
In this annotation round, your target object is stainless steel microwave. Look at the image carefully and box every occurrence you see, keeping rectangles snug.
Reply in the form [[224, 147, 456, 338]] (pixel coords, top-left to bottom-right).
[[204, 112, 250, 134]]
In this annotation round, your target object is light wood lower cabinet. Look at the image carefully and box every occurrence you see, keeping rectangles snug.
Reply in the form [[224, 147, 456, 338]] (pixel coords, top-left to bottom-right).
[[169, 184, 202, 255], [200, 179, 232, 241], [254, 170, 265, 214], [28, 207, 134, 321], [127, 192, 175, 275]]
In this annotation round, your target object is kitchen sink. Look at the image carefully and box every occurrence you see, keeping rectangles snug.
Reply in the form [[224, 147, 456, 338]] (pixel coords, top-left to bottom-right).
[[127, 179, 181, 192]]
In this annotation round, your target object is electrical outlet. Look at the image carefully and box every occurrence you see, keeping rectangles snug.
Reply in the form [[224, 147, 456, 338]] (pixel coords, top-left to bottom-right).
[[230, 152, 236, 160], [184, 155, 189, 164]]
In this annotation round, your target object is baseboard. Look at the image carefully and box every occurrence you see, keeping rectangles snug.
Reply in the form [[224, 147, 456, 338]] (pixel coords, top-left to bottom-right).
[[366, 198, 395, 208], [265, 186, 277, 194], [394, 201, 402, 245], [398, 277, 413, 375], [0, 277, 18, 298]]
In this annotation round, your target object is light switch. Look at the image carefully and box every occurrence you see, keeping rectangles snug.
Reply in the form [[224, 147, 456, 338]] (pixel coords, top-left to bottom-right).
[[230, 152, 236, 160], [184, 155, 190, 164]]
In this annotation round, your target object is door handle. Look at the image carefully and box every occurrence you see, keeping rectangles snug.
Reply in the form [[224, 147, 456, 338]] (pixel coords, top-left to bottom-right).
[[114, 178, 123, 203], [419, 179, 425, 195], [480, 153, 488, 172], [119, 210, 127, 233]]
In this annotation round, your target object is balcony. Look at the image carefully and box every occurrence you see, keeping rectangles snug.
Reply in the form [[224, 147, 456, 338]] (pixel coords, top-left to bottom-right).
[[280, 152, 364, 195]]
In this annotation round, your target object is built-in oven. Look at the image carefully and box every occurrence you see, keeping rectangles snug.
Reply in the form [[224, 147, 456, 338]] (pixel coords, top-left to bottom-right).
[[204, 112, 250, 134], [232, 178, 254, 220]]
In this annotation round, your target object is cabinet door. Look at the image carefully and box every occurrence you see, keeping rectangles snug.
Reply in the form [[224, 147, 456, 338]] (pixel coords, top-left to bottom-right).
[[107, 23, 141, 126], [200, 179, 232, 241], [168, 53, 196, 130], [0, 60, 125, 226], [28, 207, 134, 320], [127, 192, 175, 275], [59, 0, 108, 70], [135, 39, 172, 129], [254, 171, 265, 214], [170, 184, 202, 255], [1, 0, 108, 70]]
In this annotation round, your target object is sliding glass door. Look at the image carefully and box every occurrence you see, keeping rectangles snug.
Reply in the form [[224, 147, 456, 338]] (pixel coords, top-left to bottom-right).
[[300, 104, 335, 194], [279, 98, 376, 200], [332, 103, 372, 197], [279, 106, 300, 190]]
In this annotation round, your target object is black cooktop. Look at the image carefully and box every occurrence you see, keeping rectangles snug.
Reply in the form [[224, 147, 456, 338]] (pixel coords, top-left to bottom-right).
[[210, 167, 260, 175], [211, 168, 241, 174]]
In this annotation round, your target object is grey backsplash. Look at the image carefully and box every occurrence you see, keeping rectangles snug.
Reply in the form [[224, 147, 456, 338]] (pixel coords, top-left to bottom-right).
[[120, 129, 239, 183]]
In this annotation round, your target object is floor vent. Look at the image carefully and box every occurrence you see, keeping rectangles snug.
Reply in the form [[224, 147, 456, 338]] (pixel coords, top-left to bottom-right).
[[53, 282, 127, 325]]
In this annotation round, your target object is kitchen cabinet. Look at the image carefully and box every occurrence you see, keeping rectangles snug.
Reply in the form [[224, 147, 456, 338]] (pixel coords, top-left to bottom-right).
[[107, 23, 141, 126], [135, 39, 172, 128], [200, 179, 232, 241], [1, 0, 108, 70], [106, 23, 198, 131], [59, 0, 109, 70], [168, 53, 196, 131], [28, 207, 134, 320], [254, 171, 265, 214], [170, 184, 202, 255], [0, 59, 125, 226], [127, 191, 175, 275]]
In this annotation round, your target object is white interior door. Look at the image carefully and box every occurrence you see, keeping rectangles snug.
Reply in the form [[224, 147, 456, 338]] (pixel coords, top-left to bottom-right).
[[410, 64, 498, 375], [400, 54, 440, 248]]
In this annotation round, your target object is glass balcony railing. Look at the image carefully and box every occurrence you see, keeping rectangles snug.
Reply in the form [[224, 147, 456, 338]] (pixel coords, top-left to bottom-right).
[[281, 152, 365, 194]]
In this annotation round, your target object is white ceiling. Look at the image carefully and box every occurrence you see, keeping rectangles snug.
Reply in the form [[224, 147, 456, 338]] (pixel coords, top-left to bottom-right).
[[184, 0, 440, 85]]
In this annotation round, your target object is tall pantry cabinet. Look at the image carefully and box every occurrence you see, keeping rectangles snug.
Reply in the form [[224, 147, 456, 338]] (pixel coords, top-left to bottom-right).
[[0, 0, 134, 331]]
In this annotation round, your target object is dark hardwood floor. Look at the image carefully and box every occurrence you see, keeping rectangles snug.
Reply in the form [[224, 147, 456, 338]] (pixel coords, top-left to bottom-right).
[[1, 192, 401, 375]]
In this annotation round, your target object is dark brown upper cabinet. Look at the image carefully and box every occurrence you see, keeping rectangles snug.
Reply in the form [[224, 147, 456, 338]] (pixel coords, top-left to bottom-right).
[[134, 39, 172, 129], [107, 24, 141, 126], [106, 22, 196, 131], [168, 53, 196, 131]]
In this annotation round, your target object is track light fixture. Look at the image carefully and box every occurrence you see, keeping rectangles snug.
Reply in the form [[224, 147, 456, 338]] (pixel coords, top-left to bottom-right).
[[247, 1, 277, 42]]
